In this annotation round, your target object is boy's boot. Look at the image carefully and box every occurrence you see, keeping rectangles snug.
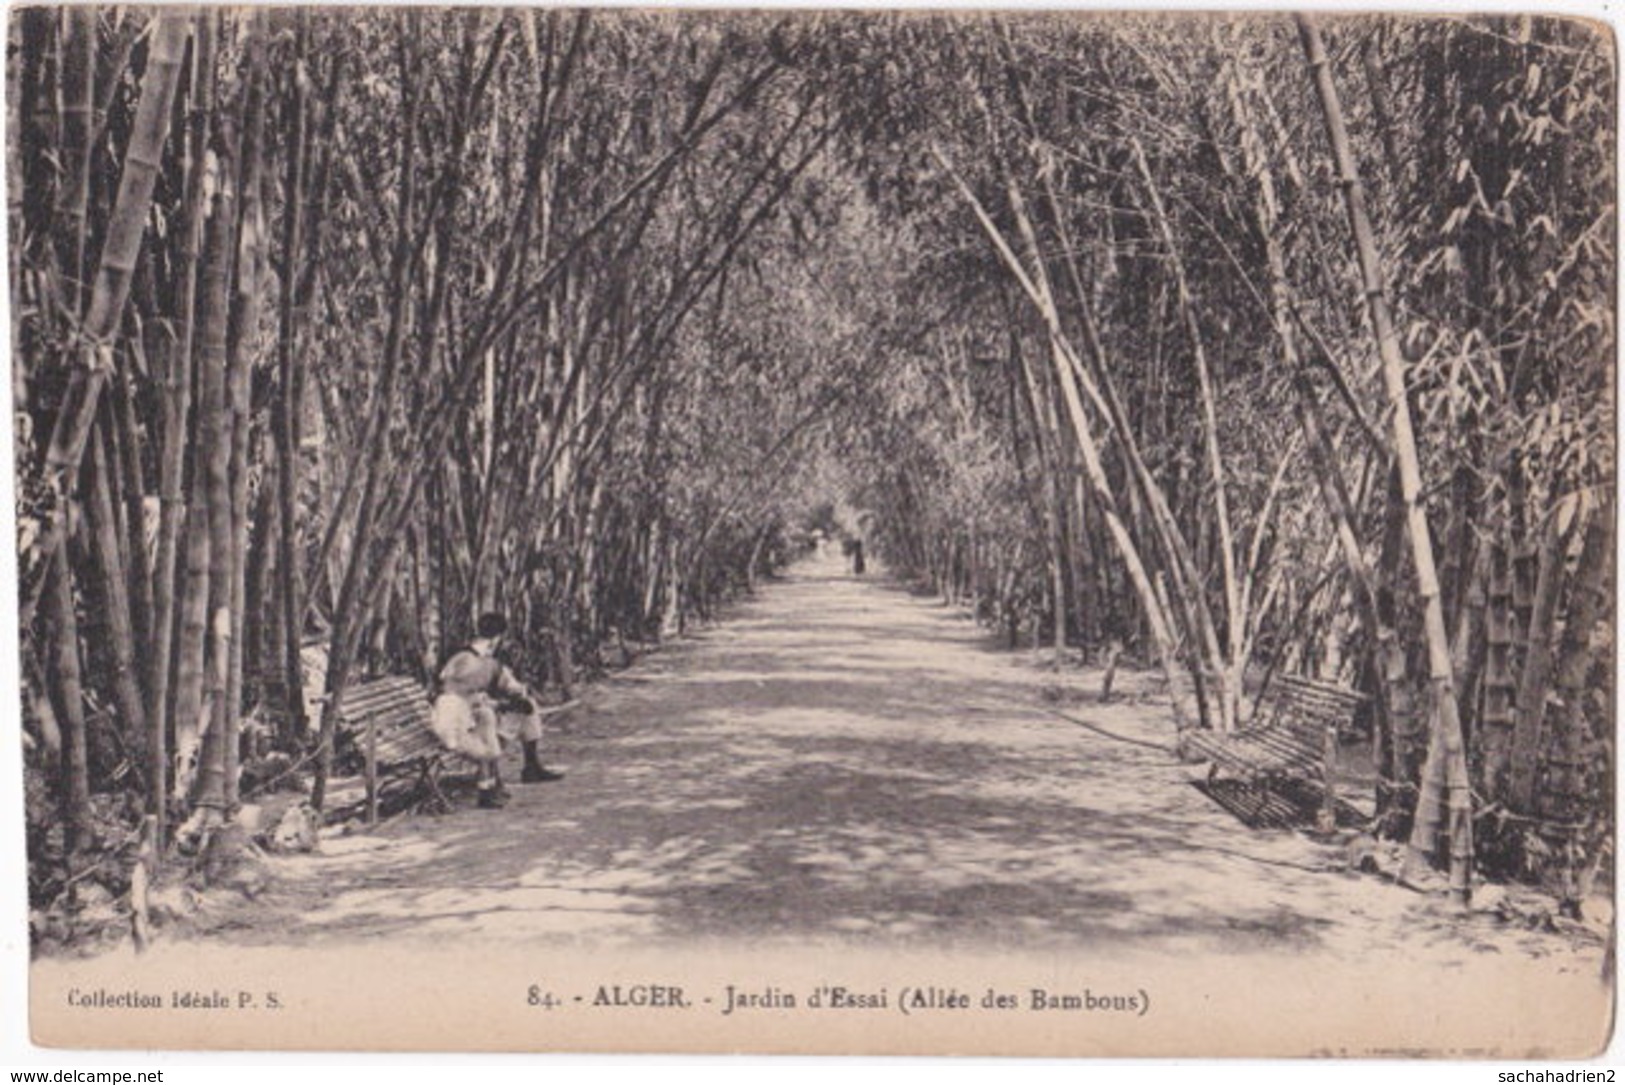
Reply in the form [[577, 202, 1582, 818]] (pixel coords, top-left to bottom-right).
[[520, 740, 564, 783]]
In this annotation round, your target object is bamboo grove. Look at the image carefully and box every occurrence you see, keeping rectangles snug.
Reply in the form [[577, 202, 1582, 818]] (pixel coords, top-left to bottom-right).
[[12, 11, 1614, 918]]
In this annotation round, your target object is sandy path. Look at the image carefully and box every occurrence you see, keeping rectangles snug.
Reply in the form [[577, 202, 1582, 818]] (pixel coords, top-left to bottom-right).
[[31, 554, 1615, 1056], [186, 553, 1598, 978]]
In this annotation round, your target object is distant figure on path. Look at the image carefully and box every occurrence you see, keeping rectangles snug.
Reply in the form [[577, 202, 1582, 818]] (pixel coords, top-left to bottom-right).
[[432, 612, 563, 809], [851, 538, 865, 576]]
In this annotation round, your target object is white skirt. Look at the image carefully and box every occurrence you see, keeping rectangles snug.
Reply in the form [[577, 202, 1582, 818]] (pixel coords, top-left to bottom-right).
[[429, 693, 500, 760]]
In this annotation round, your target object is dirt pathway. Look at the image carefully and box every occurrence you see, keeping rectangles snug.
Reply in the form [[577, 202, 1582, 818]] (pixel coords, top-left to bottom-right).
[[214, 555, 1604, 971]]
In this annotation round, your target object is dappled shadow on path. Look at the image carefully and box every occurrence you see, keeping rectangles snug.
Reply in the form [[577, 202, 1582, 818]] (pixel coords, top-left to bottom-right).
[[238, 556, 1600, 969]]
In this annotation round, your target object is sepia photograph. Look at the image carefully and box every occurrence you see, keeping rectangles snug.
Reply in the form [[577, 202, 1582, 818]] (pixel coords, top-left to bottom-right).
[[5, 3, 1617, 1059]]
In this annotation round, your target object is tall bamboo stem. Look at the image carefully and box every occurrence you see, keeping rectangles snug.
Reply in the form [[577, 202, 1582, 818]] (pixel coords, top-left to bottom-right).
[[275, 11, 312, 750], [1298, 15, 1472, 904], [191, 86, 241, 814], [147, 9, 214, 847], [24, 13, 190, 628]]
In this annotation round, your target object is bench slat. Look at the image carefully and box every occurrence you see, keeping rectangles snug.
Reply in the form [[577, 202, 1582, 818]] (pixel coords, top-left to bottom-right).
[[340, 680, 426, 714], [353, 706, 430, 732]]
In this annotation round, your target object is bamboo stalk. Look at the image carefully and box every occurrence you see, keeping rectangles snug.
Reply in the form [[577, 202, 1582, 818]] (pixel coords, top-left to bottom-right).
[[980, 115, 1221, 716], [190, 85, 241, 814], [1508, 514, 1566, 812], [311, 13, 432, 813], [48, 546, 91, 860], [1226, 56, 1399, 777], [1542, 499, 1613, 827], [24, 12, 191, 629], [172, 502, 211, 802], [223, 15, 268, 813], [932, 143, 1190, 730], [273, 12, 327, 749], [1298, 14, 1472, 904], [111, 369, 152, 656], [1007, 320, 1073, 658], [146, 8, 214, 847], [80, 427, 149, 783], [56, 5, 94, 316], [7, 17, 27, 400], [1130, 137, 1242, 732]]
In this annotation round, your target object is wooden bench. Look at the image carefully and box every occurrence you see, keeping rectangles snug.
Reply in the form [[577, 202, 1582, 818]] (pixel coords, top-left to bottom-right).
[[1183, 674, 1366, 832], [334, 676, 579, 822], [335, 676, 478, 821]]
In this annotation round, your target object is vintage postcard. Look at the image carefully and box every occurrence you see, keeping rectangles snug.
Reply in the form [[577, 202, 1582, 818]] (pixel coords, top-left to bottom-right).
[[8, 4, 1616, 1058]]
